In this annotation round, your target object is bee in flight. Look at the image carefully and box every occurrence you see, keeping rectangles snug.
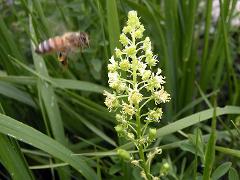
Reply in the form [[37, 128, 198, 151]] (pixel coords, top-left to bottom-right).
[[35, 32, 89, 66]]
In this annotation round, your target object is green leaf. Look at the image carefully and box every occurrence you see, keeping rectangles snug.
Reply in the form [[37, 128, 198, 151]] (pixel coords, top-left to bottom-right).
[[107, 0, 120, 53], [228, 167, 239, 180], [212, 162, 232, 180], [28, 1, 69, 178], [0, 113, 98, 180], [202, 99, 217, 180], [52, 78, 106, 93], [0, 105, 33, 180], [121, 106, 240, 149], [215, 146, 240, 158], [0, 81, 36, 108], [157, 106, 240, 138], [0, 74, 107, 93]]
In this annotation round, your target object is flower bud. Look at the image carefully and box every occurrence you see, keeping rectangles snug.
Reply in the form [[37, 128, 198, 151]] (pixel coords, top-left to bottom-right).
[[103, 91, 119, 111], [142, 70, 151, 80], [122, 103, 135, 116], [146, 57, 157, 67], [143, 37, 151, 51], [127, 133, 135, 140], [123, 26, 131, 34], [117, 149, 131, 161], [160, 162, 170, 176], [125, 45, 136, 57], [128, 90, 143, 105], [127, 11, 140, 28], [115, 125, 124, 133], [115, 48, 122, 58], [119, 59, 130, 71], [149, 128, 156, 140], [134, 25, 145, 39], [120, 33, 129, 46]]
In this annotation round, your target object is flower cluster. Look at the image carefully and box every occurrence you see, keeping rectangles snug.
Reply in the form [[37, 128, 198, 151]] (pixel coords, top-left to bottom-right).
[[104, 10, 171, 179], [104, 10, 170, 145]]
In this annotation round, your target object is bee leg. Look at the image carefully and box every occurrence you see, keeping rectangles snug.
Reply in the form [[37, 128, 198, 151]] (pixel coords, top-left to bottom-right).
[[58, 51, 68, 67]]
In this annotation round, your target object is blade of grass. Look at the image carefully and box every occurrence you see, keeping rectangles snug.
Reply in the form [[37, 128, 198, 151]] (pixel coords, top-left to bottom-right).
[[142, 0, 174, 118], [28, 1, 70, 179], [0, 81, 36, 108], [202, 97, 217, 180], [0, 105, 34, 180], [5, 58, 114, 122], [201, 0, 213, 68], [0, 75, 36, 86], [0, 74, 107, 93], [0, 113, 98, 180], [219, 0, 239, 104], [59, 99, 116, 147], [215, 146, 240, 159], [106, 0, 120, 54], [121, 106, 240, 149]]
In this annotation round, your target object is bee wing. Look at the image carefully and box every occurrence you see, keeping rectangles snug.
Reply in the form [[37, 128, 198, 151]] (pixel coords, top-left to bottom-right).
[[58, 51, 68, 67]]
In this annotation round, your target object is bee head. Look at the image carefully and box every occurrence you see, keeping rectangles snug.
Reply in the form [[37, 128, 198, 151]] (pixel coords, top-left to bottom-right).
[[79, 32, 89, 48]]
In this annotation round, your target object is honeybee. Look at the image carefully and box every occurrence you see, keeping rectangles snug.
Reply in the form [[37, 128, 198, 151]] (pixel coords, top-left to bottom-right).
[[35, 32, 89, 66]]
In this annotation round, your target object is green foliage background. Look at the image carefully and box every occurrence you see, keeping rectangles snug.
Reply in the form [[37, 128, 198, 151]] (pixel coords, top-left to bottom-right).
[[0, 0, 240, 179]]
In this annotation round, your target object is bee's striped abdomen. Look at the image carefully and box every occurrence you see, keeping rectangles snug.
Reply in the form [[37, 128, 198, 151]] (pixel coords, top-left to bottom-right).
[[35, 36, 64, 54]]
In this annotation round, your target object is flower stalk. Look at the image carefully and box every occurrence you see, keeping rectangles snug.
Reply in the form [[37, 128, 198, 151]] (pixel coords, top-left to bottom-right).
[[104, 10, 171, 179]]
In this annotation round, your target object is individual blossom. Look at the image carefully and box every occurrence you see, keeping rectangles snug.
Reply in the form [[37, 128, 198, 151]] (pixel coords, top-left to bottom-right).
[[141, 70, 151, 81], [147, 108, 163, 122], [117, 149, 131, 161], [142, 37, 151, 51], [108, 72, 126, 92], [134, 24, 145, 39], [108, 56, 118, 72], [131, 160, 140, 167], [153, 88, 171, 104], [115, 124, 124, 134], [125, 45, 137, 57], [119, 59, 131, 71], [127, 11, 140, 29], [115, 48, 122, 58], [145, 54, 158, 67], [148, 128, 157, 140], [128, 89, 143, 105], [159, 161, 170, 177], [120, 33, 129, 46], [122, 102, 135, 116], [103, 91, 119, 111]]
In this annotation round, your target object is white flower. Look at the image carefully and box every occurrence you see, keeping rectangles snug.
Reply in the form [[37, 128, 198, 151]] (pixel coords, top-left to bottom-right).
[[141, 70, 151, 81], [156, 68, 162, 75], [103, 91, 119, 111], [115, 48, 122, 58], [108, 72, 119, 89], [108, 72, 126, 92], [119, 59, 131, 71], [122, 102, 135, 116], [142, 37, 151, 51], [147, 108, 163, 122], [146, 55, 158, 67], [152, 74, 165, 89], [108, 56, 118, 72], [128, 89, 143, 105], [137, 61, 147, 74], [153, 88, 171, 104]]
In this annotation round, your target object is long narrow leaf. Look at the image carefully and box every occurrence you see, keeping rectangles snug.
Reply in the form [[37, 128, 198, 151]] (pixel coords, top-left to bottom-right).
[[0, 113, 98, 180]]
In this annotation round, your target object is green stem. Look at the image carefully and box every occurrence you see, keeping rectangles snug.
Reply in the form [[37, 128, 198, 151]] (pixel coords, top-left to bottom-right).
[[136, 107, 150, 179], [131, 33, 151, 180]]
